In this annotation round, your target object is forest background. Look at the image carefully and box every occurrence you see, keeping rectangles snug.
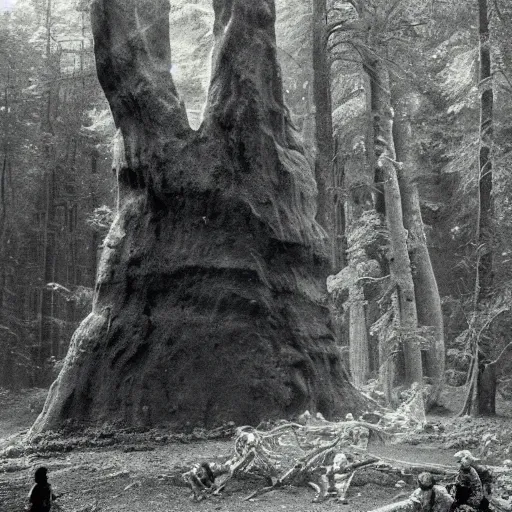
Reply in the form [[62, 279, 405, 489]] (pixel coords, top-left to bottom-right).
[[1, 0, 512, 418]]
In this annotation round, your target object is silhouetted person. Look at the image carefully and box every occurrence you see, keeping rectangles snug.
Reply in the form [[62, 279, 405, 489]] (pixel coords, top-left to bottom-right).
[[27, 467, 56, 512]]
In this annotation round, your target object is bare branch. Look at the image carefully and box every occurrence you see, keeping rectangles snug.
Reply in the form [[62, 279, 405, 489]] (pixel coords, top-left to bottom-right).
[[0, 324, 19, 339], [326, 19, 370, 40], [277, 47, 304, 71], [386, 21, 429, 32], [355, 275, 391, 284], [351, 40, 408, 78], [489, 341, 512, 374]]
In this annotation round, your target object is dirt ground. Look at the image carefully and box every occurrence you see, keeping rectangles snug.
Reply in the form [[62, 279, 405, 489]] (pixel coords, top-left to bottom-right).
[[0, 440, 404, 512], [0, 387, 510, 512]]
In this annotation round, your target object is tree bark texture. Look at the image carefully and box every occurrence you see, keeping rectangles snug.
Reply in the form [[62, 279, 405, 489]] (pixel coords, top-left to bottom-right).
[[348, 275, 369, 388], [345, 199, 369, 388], [476, 0, 494, 302], [392, 87, 445, 404], [331, 136, 346, 271], [463, 0, 495, 418], [31, 0, 364, 432], [477, 342, 512, 415], [312, 0, 334, 235], [369, 59, 423, 387]]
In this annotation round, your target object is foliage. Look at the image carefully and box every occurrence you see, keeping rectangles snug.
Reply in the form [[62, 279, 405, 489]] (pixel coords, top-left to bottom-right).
[[1, 0, 512, 396], [0, 0, 115, 387]]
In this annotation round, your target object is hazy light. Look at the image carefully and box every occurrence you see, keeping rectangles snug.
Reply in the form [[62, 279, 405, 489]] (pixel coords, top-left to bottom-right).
[[0, 0, 15, 12]]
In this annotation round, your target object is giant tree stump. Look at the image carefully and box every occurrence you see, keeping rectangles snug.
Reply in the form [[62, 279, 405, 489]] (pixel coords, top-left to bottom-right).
[[31, 0, 363, 432]]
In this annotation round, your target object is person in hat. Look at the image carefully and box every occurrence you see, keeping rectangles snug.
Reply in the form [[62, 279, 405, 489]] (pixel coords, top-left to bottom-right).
[[409, 472, 454, 512], [450, 450, 484, 511], [27, 467, 57, 512]]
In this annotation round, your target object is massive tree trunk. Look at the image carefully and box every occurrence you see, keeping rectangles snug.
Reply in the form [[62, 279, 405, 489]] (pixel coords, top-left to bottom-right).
[[31, 0, 364, 433], [392, 87, 445, 405], [367, 57, 423, 387], [312, 0, 334, 234]]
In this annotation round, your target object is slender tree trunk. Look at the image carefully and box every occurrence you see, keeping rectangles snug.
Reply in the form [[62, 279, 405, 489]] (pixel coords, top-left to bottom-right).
[[31, 0, 366, 434], [462, 0, 495, 417], [348, 277, 370, 387], [379, 292, 398, 403], [0, 47, 14, 386], [363, 55, 393, 394], [90, 152, 99, 282], [392, 86, 445, 405], [312, 0, 334, 235], [0, 73, 9, 343], [302, 81, 316, 148], [478, 342, 512, 414], [473, 0, 494, 415], [476, 0, 494, 303], [363, 57, 384, 217], [367, 58, 423, 387], [329, 136, 346, 347], [332, 136, 346, 271], [38, 0, 57, 377]]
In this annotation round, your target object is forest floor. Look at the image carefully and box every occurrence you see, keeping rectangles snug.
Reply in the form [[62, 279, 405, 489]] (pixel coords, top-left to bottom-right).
[[1, 387, 512, 512]]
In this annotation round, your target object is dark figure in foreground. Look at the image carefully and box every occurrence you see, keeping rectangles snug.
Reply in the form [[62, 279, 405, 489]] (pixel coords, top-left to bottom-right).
[[410, 472, 454, 512], [448, 450, 490, 512], [183, 462, 217, 501], [27, 467, 56, 512]]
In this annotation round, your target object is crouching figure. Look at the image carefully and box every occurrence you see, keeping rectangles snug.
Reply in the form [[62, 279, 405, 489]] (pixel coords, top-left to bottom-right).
[[410, 472, 454, 512], [448, 450, 491, 512], [182, 462, 217, 501]]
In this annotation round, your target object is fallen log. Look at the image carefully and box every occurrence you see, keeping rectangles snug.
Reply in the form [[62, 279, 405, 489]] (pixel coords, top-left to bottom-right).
[[242, 436, 343, 501], [368, 454, 457, 477]]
